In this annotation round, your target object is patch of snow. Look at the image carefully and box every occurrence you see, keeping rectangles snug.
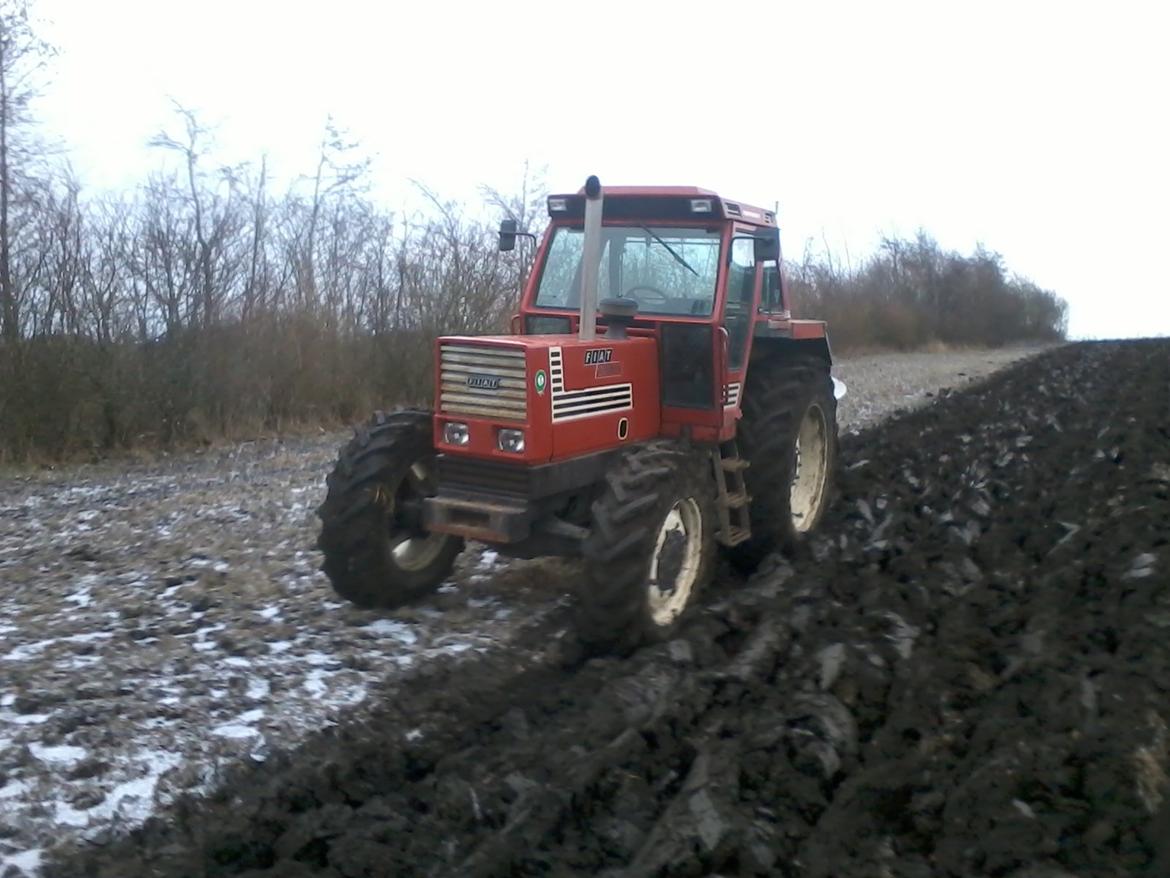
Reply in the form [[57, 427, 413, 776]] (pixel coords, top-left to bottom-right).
[[246, 677, 271, 699], [0, 778, 32, 800], [159, 581, 188, 600], [63, 631, 113, 644], [212, 723, 260, 739], [302, 651, 341, 668], [0, 847, 43, 877], [64, 581, 97, 608], [52, 751, 184, 827], [338, 684, 367, 705], [364, 618, 417, 644], [2, 631, 115, 661], [55, 655, 103, 669], [257, 606, 281, 620], [1, 640, 56, 662], [9, 713, 52, 725], [29, 743, 88, 766], [303, 670, 329, 698]]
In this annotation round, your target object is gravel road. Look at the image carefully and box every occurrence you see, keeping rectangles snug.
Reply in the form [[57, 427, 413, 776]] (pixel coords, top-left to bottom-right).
[[0, 345, 1051, 876]]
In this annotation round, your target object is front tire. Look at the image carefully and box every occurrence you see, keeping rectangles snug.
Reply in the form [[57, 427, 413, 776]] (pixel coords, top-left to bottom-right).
[[576, 443, 716, 655], [729, 356, 839, 571], [316, 410, 463, 608]]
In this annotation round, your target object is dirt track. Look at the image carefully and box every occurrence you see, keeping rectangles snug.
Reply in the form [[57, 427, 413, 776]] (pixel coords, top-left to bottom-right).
[[43, 339, 1169, 878]]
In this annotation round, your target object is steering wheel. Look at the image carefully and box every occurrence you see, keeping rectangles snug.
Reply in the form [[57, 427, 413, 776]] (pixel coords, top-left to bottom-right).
[[624, 284, 670, 303]]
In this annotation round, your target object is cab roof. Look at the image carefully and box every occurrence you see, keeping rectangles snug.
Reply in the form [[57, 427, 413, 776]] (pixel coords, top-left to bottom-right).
[[549, 185, 776, 227]]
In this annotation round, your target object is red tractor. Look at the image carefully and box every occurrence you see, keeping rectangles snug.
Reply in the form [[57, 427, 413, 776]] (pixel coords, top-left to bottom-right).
[[317, 177, 838, 654]]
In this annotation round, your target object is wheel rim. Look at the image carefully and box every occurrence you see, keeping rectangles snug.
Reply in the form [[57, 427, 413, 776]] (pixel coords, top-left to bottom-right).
[[790, 403, 829, 532], [388, 461, 449, 572], [646, 498, 703, 627]]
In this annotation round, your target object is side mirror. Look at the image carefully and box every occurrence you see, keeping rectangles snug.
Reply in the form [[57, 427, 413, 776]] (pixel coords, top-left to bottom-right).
[[498, 218, 517, 252], [753, 228, 780, 263]]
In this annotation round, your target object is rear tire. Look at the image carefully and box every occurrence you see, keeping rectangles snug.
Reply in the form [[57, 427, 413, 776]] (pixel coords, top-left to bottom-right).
[[729, 356, 839, 571], [317, 410, 463, 608], [576, 443, 717, 655]]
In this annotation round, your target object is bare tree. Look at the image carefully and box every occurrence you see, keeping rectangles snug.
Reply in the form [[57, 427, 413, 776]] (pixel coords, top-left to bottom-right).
[[0, 0, 51, 341], [149, 103, 243, 328], [296, 117, 370, 311], [241, 154, 268, 320]]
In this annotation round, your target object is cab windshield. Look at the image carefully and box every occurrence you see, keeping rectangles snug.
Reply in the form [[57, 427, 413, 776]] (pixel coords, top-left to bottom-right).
[[534, 225, 722, 317]]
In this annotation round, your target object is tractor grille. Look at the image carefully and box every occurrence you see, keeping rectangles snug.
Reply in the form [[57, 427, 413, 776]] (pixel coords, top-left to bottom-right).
[[439, 344, 527, 422], [437, 455, 530, 498]]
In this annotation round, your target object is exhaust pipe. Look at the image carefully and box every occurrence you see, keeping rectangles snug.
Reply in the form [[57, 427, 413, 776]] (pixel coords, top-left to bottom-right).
[[578, 175, 603, 341]]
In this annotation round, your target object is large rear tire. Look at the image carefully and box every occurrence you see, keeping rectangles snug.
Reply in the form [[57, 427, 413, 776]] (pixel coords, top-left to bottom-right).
[[729, 356, 839, 571], [316, 410, 463, 608], [576, 443, 717, 655]]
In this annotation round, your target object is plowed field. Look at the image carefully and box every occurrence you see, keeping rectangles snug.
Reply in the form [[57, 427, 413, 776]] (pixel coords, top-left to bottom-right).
[[42, 340, 1169, 878]]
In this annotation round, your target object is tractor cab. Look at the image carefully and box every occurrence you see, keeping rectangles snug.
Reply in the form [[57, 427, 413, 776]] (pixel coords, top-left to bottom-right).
[[513, 185, 802, 446]]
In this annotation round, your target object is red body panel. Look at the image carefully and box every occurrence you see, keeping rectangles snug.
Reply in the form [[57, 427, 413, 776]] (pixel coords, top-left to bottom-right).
[[547, 335, 659, 459], [433, 334, 659, 464]]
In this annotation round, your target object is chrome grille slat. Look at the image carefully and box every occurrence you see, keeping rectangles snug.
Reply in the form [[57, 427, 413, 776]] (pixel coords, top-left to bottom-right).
[[441, 364, 526, 379], [439, 383, 526, 400], [439, 344, 527, 422]]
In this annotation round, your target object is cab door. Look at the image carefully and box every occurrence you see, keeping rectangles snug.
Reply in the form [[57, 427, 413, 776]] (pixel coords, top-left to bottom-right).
[[721, 234, 761, 422]]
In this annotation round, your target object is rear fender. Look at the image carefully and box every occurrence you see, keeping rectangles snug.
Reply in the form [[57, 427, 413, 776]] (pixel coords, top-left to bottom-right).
[[749, 336, 832, 367]]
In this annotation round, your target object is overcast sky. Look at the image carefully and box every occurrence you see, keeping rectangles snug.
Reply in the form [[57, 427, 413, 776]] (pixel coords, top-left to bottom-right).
[[32, 0, 1170, 340]]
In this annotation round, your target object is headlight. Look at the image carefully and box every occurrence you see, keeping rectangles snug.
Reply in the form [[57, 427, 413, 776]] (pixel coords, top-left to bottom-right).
[[498, 429, 525, 453], [443, 422, 470, 445]]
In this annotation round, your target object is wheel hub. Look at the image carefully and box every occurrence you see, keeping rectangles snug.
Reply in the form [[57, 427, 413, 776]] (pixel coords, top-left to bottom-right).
[[387, 460, 449, 572], [790, 404, 829, 532], [647, 499, 703, 627]]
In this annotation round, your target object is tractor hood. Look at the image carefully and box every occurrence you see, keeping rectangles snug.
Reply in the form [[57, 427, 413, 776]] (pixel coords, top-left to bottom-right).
[[433, 334, 660, 464]]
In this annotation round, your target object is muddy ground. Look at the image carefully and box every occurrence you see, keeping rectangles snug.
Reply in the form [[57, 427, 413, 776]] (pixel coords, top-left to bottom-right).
[[0, 345, 1045, 877], [36, 339, 1169, 878]]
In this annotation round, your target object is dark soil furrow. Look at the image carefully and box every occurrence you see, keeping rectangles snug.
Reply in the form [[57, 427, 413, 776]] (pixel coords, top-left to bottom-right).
[[51, 340, 1170, 878]]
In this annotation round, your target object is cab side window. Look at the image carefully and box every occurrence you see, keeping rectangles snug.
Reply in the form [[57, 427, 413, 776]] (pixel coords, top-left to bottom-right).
[[761, 263, 783, 312], [725, 238, 756, 370]]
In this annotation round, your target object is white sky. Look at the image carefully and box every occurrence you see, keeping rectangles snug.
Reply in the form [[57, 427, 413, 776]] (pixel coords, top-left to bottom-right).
[[32, 0, 1170, 340]]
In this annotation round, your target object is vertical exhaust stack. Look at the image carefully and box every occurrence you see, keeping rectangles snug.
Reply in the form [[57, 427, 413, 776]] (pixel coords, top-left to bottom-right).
[[578, 175, 603, 341]]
